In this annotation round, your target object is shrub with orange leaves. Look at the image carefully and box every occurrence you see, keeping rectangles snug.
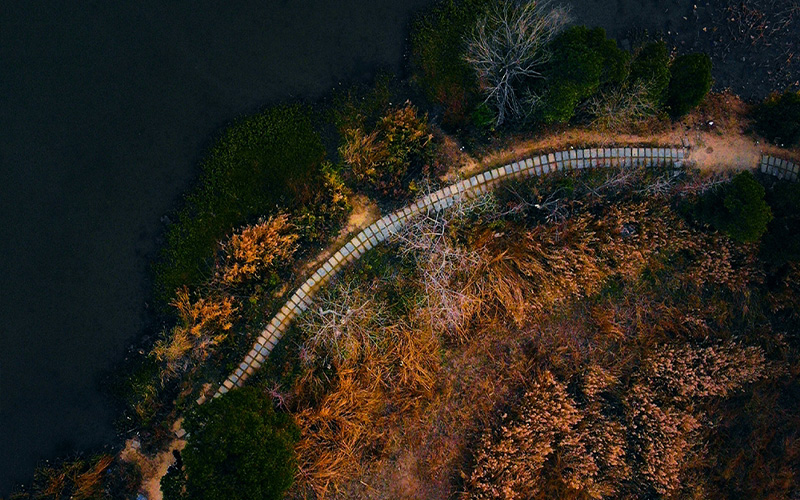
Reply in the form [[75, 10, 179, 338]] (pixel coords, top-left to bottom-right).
[[153, 287, 237, 379], [217, 213, 299, 286], [625, 383, 700, 496], [644, 343, 768, 401], [339, 102, 437, 199], [468, 371, 582, 500], [467, 368, 631, 500]]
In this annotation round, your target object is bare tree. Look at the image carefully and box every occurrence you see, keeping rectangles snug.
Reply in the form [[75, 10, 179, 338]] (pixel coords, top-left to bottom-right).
[[465, 0, 571, 126], [394, 192, 496, 337], [299, 279, 388, 367]]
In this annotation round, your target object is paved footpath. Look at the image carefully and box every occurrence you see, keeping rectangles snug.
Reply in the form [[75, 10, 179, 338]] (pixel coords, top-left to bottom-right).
[[185, 147, 798, 418]]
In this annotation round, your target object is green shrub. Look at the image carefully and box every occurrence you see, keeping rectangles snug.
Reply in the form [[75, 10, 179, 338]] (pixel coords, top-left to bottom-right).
[[666, 53, 712, 117], [538, 26, 629, 124], [153, 104, 331, 305], [470, 102, 496, 132], [629, 40, 671, 108], [410, 0, 492, 127], [162, 387, 299, 500], [694, 170, 772, 243], [752, 90, 800, 147], [762, 180, 800, 264]]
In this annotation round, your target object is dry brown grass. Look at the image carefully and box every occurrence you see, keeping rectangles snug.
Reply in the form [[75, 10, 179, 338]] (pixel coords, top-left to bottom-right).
[[33, 455, 115, 500], [272, 166, 792, 499]]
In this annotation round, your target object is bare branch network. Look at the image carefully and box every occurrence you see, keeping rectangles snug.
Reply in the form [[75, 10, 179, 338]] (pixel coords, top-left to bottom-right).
[[394, 192, 496, 337], [464, 0, 571, 126]]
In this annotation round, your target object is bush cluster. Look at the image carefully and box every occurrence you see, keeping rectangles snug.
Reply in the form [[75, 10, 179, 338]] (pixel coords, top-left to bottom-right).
[[537, 26, 629, 124], [752, 90, 800, 147], [411, 0, 714, 131]]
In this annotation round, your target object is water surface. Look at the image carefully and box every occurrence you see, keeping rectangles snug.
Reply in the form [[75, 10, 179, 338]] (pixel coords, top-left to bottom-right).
[[0, 1, 434, 493]]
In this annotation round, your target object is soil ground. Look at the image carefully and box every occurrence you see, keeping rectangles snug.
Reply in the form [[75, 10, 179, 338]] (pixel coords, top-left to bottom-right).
[[566, 0, 800, 98]]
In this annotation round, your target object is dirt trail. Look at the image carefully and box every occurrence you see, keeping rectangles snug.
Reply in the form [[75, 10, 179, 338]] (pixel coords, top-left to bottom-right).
[[453, 93, 799, 177], [120, 420, 186, 500]]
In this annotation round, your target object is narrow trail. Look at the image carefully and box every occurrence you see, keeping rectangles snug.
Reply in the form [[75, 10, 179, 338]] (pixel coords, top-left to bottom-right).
[[209, 147, 693, 402]]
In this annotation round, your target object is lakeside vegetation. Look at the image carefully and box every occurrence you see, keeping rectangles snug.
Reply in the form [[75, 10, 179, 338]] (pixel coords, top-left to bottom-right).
[[7, 0, 800, 498]]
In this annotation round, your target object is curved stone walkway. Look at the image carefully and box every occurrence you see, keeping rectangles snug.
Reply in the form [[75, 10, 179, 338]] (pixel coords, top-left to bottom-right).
[[760, 154, 799, 181], [192, 145, 689, 407]]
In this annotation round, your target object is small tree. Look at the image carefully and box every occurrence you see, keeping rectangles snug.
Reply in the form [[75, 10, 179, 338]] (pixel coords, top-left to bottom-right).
[[162, 387, 299, 500], [753, 90, 800, 147], [666, 53, 712, 117], [464, 0, 571, 126], [694, 170, 772, 243]]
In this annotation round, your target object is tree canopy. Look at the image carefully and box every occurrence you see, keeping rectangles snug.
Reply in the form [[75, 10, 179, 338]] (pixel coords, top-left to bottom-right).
[[162, 386, 299, 500]]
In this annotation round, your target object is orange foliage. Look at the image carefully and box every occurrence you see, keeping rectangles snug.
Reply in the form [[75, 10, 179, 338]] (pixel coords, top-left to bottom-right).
[[153, 287, 237, 378], [217, 213, 298, 285]]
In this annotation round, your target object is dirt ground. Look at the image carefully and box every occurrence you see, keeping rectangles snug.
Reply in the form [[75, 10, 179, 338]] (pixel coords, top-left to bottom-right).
[[565, 0, 800, 98], [444, 91, 799, 182], [120, 420, 186, 500]]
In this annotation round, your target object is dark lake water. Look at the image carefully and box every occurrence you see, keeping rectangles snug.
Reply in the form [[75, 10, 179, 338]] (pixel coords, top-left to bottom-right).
[[0, 1, 435, 493]]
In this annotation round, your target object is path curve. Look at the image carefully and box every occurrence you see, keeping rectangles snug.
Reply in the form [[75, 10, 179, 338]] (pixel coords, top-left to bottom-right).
[[182, 148, 799, 429], [196, 146, 689, 408]]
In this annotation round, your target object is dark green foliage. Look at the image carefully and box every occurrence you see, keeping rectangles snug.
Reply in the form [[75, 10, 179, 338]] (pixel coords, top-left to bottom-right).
[[162, 386, 300, 500], [470, 102, 496, 132], [539, 26, 630, 123], [153, 104, 329, 305], [629, 41, 671, 107], [666, 53, 712, 117], [694, 171, 772, 243], [410, 0, 492, 127], [538, 80, 583, 124], [762, 180, 800, 264], [752, 90, 800, 147]]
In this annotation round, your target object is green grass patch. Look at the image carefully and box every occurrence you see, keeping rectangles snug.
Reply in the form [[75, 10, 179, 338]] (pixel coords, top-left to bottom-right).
[[154, 104, 329, 306]]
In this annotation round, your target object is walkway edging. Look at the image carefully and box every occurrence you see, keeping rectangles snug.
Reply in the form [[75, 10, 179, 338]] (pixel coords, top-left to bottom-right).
[[760, 154, 799, 181]]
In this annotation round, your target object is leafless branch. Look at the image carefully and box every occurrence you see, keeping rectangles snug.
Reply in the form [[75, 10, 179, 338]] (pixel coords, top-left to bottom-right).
[[394, 192, 496, 336], [465, 0, 571, 126], [587, 79, 659, 132]]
